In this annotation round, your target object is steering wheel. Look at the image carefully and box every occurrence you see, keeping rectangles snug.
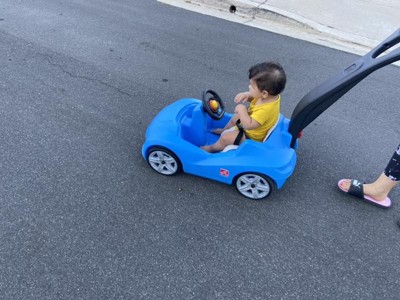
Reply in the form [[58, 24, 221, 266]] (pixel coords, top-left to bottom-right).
[[201, 89, 225, 120]]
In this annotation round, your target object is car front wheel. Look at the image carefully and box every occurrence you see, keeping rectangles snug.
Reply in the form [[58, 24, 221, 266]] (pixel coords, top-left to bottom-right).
[[147, 147, 182, 176]]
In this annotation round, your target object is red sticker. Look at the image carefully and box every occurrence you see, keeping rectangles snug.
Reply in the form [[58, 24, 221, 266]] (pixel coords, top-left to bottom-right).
[[219, 168, 229, 177]]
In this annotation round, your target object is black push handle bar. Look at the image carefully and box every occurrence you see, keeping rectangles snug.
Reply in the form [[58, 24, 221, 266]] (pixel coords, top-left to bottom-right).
[[288, 28, 400, 148]]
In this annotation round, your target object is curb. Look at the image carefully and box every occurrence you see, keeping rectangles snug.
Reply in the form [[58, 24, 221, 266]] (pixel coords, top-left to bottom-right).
[[160, 0, 381, 56]]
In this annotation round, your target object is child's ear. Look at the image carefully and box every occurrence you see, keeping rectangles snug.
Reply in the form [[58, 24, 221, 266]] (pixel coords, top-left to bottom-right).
[[262, 90, 269, 98]]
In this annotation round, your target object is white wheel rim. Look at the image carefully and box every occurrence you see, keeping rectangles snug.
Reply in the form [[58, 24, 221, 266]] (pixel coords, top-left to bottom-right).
[[236, 174, 270, 199], [148, 151, 178, 175]]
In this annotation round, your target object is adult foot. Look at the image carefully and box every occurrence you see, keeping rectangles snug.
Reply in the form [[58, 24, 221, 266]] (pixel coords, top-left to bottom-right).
[[338, 179, 388, 201]]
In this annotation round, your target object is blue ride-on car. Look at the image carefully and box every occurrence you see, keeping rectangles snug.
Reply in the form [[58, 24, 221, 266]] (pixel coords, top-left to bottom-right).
[[142, 29, 400, 200]]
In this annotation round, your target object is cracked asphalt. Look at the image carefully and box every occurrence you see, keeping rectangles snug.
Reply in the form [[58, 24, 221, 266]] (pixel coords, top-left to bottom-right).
[[0, 0, 399, 299]]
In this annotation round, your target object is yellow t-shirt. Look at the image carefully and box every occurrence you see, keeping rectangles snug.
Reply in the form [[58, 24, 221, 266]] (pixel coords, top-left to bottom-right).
[[244, 96, 280, 142]]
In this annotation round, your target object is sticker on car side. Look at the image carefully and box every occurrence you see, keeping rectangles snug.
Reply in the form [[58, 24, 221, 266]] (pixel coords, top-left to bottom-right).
[[219, 168, 229, 177]]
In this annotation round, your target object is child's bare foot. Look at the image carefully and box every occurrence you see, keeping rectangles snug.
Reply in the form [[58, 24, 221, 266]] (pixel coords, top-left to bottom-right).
[[339, 179, 388, 201], [200, 145, 211, 152], [211, 128, 224, 135]]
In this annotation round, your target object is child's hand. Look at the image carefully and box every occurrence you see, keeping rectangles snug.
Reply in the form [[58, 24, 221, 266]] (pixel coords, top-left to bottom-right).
[[234, 92, 250, 103]]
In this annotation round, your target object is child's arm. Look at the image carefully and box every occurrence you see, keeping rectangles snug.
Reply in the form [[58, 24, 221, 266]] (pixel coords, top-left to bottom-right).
[[234, 104, 260, 130]]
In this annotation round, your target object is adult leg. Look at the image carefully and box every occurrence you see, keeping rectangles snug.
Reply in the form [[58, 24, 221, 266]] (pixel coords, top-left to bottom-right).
[[385, 145, 400, 227], [384, 144, 400, 181]]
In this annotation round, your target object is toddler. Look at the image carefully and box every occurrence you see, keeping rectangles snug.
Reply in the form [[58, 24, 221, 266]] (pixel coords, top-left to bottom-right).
[[201, 61, 286, 153]]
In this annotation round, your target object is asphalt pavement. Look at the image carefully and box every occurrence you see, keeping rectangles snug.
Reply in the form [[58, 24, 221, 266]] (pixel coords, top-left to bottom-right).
[[0, 0, 399, 299]]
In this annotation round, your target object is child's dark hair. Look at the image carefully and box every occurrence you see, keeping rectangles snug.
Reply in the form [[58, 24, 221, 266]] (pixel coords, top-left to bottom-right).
[[248, 61, 286, 96]]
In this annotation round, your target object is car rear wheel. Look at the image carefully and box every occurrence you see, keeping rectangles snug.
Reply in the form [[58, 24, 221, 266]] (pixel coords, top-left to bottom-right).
[[235, 173, 273, 200], [147, 147, 182, 176]]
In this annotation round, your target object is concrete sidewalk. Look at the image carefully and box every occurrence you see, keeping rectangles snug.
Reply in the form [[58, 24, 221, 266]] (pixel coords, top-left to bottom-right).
[[160, 0, 400, 56]]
